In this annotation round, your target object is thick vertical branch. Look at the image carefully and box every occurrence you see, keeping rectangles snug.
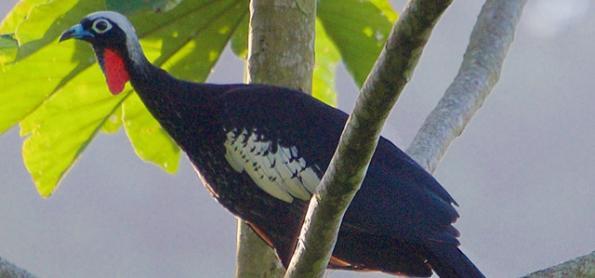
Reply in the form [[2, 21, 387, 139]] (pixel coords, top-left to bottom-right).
[[0, 257, 36, 278], [236, 224, 285, 278], [247, 0, 315, 92], [407, 0, 527, 173], [284, 1, 453, 277], [235, 0, 316, 277]]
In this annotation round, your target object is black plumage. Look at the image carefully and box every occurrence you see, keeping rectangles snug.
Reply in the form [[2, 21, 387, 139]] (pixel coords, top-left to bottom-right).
[[60, 11, 484, 277]]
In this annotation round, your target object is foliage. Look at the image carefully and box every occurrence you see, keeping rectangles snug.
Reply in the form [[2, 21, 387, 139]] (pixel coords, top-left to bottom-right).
[[0, 0, 396, 197]]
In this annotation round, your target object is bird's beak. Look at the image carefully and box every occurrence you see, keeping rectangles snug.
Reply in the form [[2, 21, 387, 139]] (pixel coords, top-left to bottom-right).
[[59, 24, 94, 42]]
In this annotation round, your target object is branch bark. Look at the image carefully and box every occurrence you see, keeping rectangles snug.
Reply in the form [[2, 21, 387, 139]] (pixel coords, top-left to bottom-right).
[[246, 0, 315, 92], [407, 0, 527, 173], [2, 1, 592, 277], [241, 0, 595, 277], [396, 1, 595, 277], [0, 257, 36, 278], [236, 0, 316, 277], [523, 251, 595, 278], [284, 1, 453, 277]]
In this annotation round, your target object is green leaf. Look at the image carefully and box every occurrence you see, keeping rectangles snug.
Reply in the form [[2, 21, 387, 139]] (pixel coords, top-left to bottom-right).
[[105, 0, 183, 14], [153, 0, 247, 80], [101, 106, 122, 134], [230, 11, 248, 59], [0, 34, 18, 64], [312, 20, 339, 107], [22, 88, 128, 198], [318, 0, 397, 86], [123, 94, 179, 173], [0, 1, 48, 40], [1, 0, 249, 197], [1, 0, 101, 134], [1, 0, 393, 198], [369, 0, 399, 23], [0, 34, 17, 48]]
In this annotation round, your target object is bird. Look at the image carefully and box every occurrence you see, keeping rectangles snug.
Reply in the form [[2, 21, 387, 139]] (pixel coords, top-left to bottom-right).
[[59, 11, 484, 277]]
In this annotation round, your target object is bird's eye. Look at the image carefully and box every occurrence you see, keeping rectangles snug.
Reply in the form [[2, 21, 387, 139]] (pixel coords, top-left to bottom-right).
[[92, 19, 112, 34]]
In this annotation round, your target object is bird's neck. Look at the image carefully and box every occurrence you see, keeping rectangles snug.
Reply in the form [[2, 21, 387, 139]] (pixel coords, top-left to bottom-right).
[[123, 49, 153, 82], [126, 58, 187, 113], [127, 59, 168, 91], [121, 46, 218, 107], [123, 53, 223, 145]]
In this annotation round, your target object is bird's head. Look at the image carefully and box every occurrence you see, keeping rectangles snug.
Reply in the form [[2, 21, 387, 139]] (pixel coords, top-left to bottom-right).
[[60, 11, 146, 95]]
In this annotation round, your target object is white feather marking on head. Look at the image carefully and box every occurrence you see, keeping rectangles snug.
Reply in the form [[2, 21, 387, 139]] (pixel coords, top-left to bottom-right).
[[86, 11, 145, 65]]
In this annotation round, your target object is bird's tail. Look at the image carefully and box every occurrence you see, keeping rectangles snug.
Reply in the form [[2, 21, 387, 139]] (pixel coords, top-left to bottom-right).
[[424, 242, 485, 278]]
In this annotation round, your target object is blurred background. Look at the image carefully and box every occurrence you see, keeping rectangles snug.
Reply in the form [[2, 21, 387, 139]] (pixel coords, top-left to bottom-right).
[[1, 0, 594, 277]]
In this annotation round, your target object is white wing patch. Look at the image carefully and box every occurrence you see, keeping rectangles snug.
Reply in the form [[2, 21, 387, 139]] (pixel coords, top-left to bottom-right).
[[223, 128, 321, 203]]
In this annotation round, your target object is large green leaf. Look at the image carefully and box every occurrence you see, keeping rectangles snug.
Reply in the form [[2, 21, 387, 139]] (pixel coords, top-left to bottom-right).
[[0, 0, 95, 133], [105, 0, 182, 14], [318, 0, 397, 86], [0, 0, 394, 198], [230, 11, 248, 59], [122, 94, 179, 174], [1, 0, 248, 197], [312, 20, 340, 106]]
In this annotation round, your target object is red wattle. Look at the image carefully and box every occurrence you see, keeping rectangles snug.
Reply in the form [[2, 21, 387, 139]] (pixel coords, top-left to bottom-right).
[[103, 48, 130, 95]]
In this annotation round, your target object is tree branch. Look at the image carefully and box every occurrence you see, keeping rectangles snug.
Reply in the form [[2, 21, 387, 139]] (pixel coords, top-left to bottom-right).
[[236, 0, 316, 277], [407, 0, 527, 173], [241, 1, 595, 277], [523, 251, 595, 278], [235, 223, 285, 278], [0, 257, 36, 278], [284, 1, 453, 277], [398, 1, 595, 276], [246, 0, 316, 92]]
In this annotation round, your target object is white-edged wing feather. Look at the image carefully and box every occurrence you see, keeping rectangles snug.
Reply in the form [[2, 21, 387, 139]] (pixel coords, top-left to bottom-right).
[[223, 128, 320, 203]]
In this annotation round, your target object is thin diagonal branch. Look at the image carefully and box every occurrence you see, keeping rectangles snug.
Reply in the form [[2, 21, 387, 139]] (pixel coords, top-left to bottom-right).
[[284, 1, 453, 277], [523, 251, 595, 278], [407, 0, 527, 173], [394, 1, 595, 277], [0, 257, 36, 278]]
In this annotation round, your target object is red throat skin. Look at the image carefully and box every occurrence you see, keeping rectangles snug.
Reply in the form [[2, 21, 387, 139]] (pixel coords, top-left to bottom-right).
[[103, 48, 130, 95]]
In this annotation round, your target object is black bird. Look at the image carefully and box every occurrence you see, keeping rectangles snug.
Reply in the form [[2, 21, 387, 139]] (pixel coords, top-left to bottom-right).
[[60, 11, 484, 277]]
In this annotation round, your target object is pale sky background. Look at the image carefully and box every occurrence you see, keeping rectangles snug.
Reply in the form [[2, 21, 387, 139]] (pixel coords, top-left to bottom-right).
[[1, 1, 594, 277]]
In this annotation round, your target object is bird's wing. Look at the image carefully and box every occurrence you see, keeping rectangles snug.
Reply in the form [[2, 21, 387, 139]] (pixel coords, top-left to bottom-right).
[[216, 84, 460, 243], [221, 126, 320, 202], [216, 85, 345, 203], [345, 137, 461, 243]]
